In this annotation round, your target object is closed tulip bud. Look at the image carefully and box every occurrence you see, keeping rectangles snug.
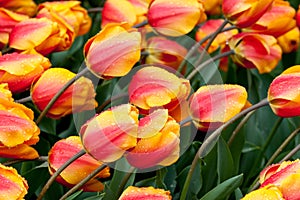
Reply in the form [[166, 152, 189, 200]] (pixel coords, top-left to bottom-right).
[[268, 65, 300, 117], [145, 36, 187, 71], [119, 186, 172, 200], [228, 33, 282, 74], [242, 185, 284, 200], [189, 84, 249, 131], [0, 0, 37, 17], [0, 164, 28, 200], [31, 68, 97, 119], [0, 52, 51, 93], [277, 27, 299, 54], [48, 136, 110, 192], [84, 23, 141, 79], [128, 66, 190, 114], [245, 0, 296, 37], [222, 0, 273, 28], [147, 0, 205, 37], [80, 104, 139, 163]]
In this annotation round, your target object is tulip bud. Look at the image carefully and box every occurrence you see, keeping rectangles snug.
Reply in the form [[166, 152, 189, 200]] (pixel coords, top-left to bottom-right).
[[0, 164, 28, 200], [48, 136, 110, 192], [119, 186, 172, 200], [31, 68, 97, 119], [189, 84, 249, 131], [0, 0, 37, 17], [268, 65, 300, 117], [84, 23, 141, 79], [228, 33, 282, 74], [277, 27, 299, 54]]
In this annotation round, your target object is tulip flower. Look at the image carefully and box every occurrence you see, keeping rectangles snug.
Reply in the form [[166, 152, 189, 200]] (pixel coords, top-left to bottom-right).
[[195, 19, 238, 53], [296, 5, 300, 28], [202, 0, 222, 16], [0, 8, 29, 47], [80, 104, 139, 163], [128, 66, 190, 114], [0, 83, 13, 101], [242, 185, 284, 200], [145, 36, 187, 71], [222, 0, 273, 28], [48, 136, 110, 192], [245, 0, 296, 37], [126, 109, 180, 169], [119, 186, 172, 200], [0, 52, 51, 93], [277, 27, 300, 54], [0, 0, 37, 17], [189, 84, 249, 131], [0, 164, 28, 200], [228, 33, 282, 74], [268, 65, 300, 117], [84, 23, 141, 79], [31, 68, 97, 119], [147, 0, 205, 37]]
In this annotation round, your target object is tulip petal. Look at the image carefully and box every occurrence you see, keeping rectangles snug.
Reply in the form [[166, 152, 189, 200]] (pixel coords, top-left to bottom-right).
[[119, 186, 172, 200]]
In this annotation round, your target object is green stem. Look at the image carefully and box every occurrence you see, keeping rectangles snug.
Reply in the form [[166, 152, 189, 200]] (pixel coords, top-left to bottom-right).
[[116, 167, 136, 197], [37, 150, 86, 200], [59, 164, 108, 200], [88, 7, 103, 13], [280, 144, 300, 163], [186, 49, 235, 80], [180, 98, 269, 200], [2, 156, 48, 166], [15, 96, 32, 103], [35, 67, 90, 124]]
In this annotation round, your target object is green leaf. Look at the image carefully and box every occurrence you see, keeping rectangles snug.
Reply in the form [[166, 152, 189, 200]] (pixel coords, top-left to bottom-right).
[[199, 174, 243, 200], [155, 168, 167, 189], [217, 136, 234, 183], [38, 117, 57, 135], [65, 190, 83, 200]]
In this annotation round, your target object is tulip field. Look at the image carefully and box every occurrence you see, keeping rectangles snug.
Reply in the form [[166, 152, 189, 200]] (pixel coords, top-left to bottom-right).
[[1, 0, 300, 199]]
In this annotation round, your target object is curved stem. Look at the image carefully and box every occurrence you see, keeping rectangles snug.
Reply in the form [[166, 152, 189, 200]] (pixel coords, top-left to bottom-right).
[[88, 7, 103, 13], [179, 116, 193, 127], [280, 144, 300, 163], [59, 164, 108, 200], [180, 98, 269, 200], [35, 67, 90, 124], [186, 49, 235, 80], [133, 20, 148, 28], [2, 156, 48, 166], [15, 96, 32, 103], [37, 150, 86, 200]]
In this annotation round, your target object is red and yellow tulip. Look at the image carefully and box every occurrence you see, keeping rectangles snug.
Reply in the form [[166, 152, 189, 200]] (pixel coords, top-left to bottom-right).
[[296, 5, 300, 28], [48, 136, 110, 192], [0, 164, 28, 200], [119, 186, 172, 200], [84, 23, 141, 79], [0, 0, 37, 17], [268, 65, 300, 117], [242, 185, 284, 200], [31, 68, 97, 119], [277, 27, 299, 54], [228, 33, 282, 74], [189, 84, 249, 131]]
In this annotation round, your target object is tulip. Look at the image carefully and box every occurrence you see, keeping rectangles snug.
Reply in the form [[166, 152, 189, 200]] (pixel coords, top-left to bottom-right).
[[0, 83, 13, 101], [147, 0, 205, 37], [128, 66, 190, 114], [228, 33, 282, 74], [268, 65, 300, 117], [202, 0, 222, 16], [0, 52, 51, 93], [277, 27, 300, 54], [84, 23, 141, 79], [31, 68, 97, 119], [296, 5, 300, 28], [195, 19, 238, 53], [0, 0, 37, 17], [128, 0, 151, 23], [245, 0, 296, 37], [37, 1, 91, 36], [222, 0, 273, 28], [80, 104, 139, 163], [0, 8, 29, 47], [0, 164, 28, 200], [126, 109, 180, 168], [241, 185, 284, 200], [119, 186, 172, 200], [48, 136, 110, 192], [145, 36, 187, 71], [189, 84, 249, 131]]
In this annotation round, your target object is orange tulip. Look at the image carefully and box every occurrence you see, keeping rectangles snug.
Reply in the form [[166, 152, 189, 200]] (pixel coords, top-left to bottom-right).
[[128, 66, 190, 114], [245, 0, 296, 37], [0, 0, 37, 17], [84, 23, 141, 79], [119, 186, 172, 200], [31, 68, 97, 119], [277, 27, 299, 54], [222, 0, 273, 28], [48, 136, 110, 192], [147, 0, 205, 37], [145, 36, 187, 71], [126, 109, 180, 168], [0, 52, 51, 93], [80, 104, 139, 163], [268, 65, 300, 117], [228, 33, 282, 74], [0, 164, 28, 200], [189, 84, 249, 131], [242, 185, 284, 200]]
